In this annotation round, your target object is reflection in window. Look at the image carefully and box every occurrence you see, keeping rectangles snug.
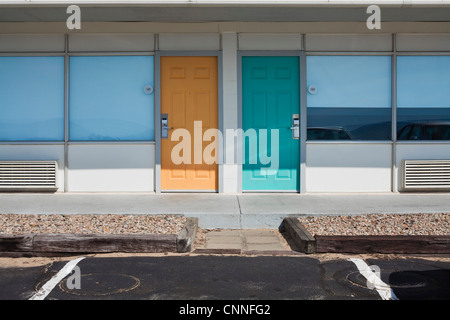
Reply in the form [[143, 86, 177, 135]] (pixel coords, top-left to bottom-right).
[[69, 56, 154, 141], [397, 56, 450, 140], [398, 123, 450, 140], [0, 57, 64, 141], [307, 127, 352, 140], [306, 56, 392, 141]]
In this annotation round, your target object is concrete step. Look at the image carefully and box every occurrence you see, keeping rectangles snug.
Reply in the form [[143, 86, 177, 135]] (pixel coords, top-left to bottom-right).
[[193, 228, 297, 254]]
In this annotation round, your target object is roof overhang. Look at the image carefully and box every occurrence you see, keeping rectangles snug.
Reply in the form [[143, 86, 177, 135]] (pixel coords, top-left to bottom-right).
[[1, 1, 450, 7], [0, 1, 450, 23]]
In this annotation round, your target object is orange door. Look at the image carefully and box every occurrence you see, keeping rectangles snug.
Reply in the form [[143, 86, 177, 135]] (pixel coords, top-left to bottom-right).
[[161, 56, 218, 191]]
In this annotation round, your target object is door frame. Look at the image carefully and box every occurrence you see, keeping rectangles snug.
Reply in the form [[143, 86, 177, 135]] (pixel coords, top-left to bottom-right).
[[237, 51, 307, 193], [155, 51, 223, 193]]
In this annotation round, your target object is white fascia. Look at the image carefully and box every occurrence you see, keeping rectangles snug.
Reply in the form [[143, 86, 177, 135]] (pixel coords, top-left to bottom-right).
[[0, 1, 450, 8]]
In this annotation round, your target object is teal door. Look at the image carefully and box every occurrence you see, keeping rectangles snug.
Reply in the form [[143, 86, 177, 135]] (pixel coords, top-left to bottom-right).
[[242, 56, 300, 191]]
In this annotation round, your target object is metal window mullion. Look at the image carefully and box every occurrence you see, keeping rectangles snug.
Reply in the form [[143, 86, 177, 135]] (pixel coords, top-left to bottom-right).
[[154, 51, 162, 194], [64, 34, 69, 193], [299, 47, 307, 194], [67, 141, 155, 145], [391, 34, 398, 193], [397, 140, 450, 144], [218, 51, 224, 194], [306, 141, 393, 145], [396, 51, 450, 56], [305, 51, 394, 56], [0, 52, 65, 57], [236, 51, 243, 194], [67, 51, 155, 56], [0, 141, 64, 145]]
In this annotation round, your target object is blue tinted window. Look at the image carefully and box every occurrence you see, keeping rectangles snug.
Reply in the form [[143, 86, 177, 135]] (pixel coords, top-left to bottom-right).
[[306, 56, 392, 140], [0, 57, 64, 141], [69, 56, 154, 141], [397, 56, 450, 140]]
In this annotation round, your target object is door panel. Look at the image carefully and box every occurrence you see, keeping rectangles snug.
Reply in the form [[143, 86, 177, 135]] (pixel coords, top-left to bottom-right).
[[161, 56, 218, 191], [242, 56, 300, 191]]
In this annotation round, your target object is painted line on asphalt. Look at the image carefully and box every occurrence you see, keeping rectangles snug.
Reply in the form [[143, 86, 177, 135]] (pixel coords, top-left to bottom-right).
[[348, 258, 398, 300], [30, 257, 86, 300]]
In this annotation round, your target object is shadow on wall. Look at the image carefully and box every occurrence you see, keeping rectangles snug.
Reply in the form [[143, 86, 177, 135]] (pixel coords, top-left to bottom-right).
[[68, 144, 155, 170]]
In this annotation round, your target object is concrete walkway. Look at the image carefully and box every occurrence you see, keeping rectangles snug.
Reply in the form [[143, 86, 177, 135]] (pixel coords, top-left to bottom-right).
[[193, 229, 293, 254], [1, 192, 450, 229]]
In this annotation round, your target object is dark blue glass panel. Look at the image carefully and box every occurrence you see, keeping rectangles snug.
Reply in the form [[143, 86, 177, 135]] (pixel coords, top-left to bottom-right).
[[307, 107, 392, 141]]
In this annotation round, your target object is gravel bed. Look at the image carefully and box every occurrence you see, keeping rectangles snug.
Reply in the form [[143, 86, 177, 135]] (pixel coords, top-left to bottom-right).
[[298, 213, 450, 236], [0, 214, 186, 235]]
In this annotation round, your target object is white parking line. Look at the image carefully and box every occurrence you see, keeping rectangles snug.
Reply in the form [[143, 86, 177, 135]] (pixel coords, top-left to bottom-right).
[[348, 258, 399, 300], [30, 257, 86, 300]]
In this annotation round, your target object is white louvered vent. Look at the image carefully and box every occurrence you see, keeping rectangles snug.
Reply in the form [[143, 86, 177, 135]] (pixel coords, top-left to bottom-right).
[[403, 160, 450, 191], [0, 161, 58, 191]]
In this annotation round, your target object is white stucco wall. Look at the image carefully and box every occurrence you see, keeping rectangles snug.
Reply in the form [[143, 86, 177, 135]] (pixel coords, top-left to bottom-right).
[[67, 144, 155, 192], [306, 143, 392, 192]]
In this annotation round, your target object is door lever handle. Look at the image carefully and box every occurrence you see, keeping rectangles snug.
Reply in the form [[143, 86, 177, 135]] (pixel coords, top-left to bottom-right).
[[161, 113, 173, 139], [290, 114, 300, 139]]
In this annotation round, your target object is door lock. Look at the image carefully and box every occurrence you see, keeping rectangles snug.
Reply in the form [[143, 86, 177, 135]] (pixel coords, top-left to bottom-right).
[[290, 114, 300, 139], [161, 114, 173, 139]]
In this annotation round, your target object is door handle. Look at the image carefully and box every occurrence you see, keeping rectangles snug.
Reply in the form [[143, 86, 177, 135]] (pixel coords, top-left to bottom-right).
[[291, 114, 300, 139], [161, 114, 173, 139]]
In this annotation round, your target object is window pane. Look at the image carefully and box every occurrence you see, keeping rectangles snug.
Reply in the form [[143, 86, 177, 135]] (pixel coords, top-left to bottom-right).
[[0, 57, 64, 141], [69, 56, 154, 141], [306, 56, 392, 141], [397, 56, 450, 140]]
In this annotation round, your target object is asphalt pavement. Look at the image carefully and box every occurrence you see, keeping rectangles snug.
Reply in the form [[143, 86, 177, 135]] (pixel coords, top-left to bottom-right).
[[0, 254, 449, 302]]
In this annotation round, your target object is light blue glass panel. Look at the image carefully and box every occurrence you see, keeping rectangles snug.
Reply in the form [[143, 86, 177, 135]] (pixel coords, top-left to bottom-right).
[[0, 57, 64, 141], [398, 56, 450, 109], [306, 56, 391, 140], [397, 56, 450, 140], [69, 56, 154, 141], [307, 56, 391, 108]]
